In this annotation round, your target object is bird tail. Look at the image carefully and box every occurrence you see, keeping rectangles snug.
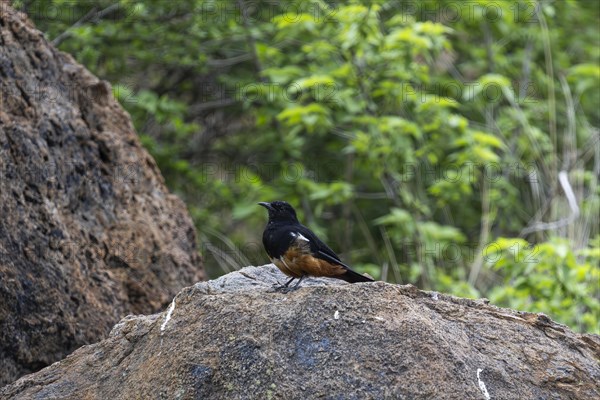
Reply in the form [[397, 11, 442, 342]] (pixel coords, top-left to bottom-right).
[[340, 268, 374, 283], [316, 250, 374, 283]]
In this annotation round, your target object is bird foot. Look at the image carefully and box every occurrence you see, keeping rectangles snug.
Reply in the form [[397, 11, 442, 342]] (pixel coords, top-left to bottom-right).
[[271, 283, 298, 293], [269, 276, 299, 293]]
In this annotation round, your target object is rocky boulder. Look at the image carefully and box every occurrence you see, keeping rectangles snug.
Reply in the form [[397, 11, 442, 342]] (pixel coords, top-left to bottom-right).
[[0, 3, 204, 386], [2, 265, 598, 399]]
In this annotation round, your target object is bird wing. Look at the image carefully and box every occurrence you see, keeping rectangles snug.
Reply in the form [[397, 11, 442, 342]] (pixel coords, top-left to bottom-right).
[[294, 224, 352, 271]]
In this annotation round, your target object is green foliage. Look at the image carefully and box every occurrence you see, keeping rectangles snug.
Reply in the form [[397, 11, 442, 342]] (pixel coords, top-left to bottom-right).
[[487, 237, 600, 334], [19, 0, 600, 332]]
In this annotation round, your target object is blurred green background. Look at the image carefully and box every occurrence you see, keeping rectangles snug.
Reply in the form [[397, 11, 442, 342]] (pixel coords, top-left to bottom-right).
[[15, 0, 599, 333]]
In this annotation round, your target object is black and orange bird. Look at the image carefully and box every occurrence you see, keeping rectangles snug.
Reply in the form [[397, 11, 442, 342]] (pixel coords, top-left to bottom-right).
[[259, 201, 374, 289]]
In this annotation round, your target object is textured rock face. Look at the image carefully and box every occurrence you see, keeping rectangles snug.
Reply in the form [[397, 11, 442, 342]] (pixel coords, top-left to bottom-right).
[[2, 265, 598, 400], [0, 4, 204, 386]]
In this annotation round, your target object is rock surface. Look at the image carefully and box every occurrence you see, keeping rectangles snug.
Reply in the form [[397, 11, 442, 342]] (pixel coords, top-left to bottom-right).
[[2, 265, 598, 400], [0, 3, 204, 386]]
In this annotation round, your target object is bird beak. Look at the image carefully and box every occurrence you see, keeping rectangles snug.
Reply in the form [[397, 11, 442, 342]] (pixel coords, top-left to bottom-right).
[[258, 202, 273, 211]]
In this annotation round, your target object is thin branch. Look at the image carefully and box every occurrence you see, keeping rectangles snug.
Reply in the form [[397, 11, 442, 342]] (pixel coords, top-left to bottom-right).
[[342, 153, 354, 256], [354, 192, 389, 199], [500, 86, 552, 180], [204, 242, 238, 273], [236, 0, 265, 81], [189, 98, 237, 113], [379, 226, 402, 283], [206, 53, 253, 68], [468, 177, 494, 286], [482, 21, 495, 72], [519, 37, 533, 100], [381, 261, 389, 283], [520, 171, 580, 235], [576, 129, 600, 167], [52, 3, 121, 46], [558, 74, 576, 170], [535, 1, 558, 178], [380, 174, 402, 207], [351, 203, 382, 266], [202, 227, 251, 268]]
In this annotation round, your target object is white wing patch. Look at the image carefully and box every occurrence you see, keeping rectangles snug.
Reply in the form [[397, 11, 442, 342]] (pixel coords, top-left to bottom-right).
[[290, 232, 310, 251], [294, 232, 310, 243]]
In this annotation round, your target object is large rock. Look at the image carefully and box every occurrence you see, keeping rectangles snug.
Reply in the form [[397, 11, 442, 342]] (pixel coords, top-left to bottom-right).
[[0, 4, 204, 386], [2, 265, 598, 399]]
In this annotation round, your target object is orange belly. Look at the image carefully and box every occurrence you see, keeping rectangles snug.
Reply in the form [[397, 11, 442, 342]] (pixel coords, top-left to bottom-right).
[[272, 247, 346, 278]]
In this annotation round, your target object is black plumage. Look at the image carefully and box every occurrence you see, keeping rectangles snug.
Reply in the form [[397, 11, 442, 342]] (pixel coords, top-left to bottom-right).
[[259, 201, 374, 289]]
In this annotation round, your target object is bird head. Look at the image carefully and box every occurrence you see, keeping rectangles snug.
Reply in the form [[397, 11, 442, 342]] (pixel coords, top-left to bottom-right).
[[258, 201, 299, 223]]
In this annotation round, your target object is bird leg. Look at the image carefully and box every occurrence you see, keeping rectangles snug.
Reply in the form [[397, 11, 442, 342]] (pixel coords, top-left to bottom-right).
[[273, 276, 307, 292], [292, 274, 306, 289], [272, 276, 296, 291], [283, 276, 296, 287]]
